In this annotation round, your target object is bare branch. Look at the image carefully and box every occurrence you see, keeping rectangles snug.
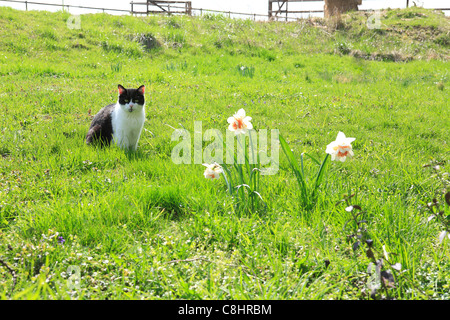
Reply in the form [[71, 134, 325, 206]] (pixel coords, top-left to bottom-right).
[[0, 258, 17, 298]]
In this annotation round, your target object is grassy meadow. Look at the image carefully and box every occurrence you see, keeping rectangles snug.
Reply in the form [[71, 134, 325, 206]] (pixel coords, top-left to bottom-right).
[[0, 6, 449, 300]]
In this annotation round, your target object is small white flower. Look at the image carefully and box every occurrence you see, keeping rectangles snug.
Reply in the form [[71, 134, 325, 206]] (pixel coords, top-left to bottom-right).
[[203, 162, 223, 180], [227, 108, 253, 135], [326, 131, 356, 162]]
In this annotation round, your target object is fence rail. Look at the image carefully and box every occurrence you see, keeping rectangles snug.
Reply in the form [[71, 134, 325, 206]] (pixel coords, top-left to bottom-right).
[[130, 1, 297, 20], [0, 0, 448, 21], [0, 0, 130, 13], [131, 1, 192, 16], [130, 1, 450, 21], [268, 0, 324, 19]]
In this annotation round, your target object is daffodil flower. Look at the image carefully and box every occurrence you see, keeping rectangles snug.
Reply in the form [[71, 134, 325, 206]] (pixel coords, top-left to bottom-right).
[[227, 108, 253, 135], [203, 162, 223, 180], [326, 131, 356, 162]]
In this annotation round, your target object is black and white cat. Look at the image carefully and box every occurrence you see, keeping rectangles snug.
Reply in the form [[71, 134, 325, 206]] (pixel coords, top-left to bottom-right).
[[86, 84, 146, 151]]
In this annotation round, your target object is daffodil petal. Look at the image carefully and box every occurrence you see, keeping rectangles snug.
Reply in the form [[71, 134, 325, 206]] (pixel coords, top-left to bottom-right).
[[336, 131, 347, 141], [236, 109, 246, 117], [227, 117, 236, 124]]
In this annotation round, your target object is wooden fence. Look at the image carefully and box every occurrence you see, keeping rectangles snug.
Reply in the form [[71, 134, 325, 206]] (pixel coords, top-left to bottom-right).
[[0, 0, 448, 21], [0, 0, 130, 13], [268, 0, 324, 20], [131, 1, 191, 16]]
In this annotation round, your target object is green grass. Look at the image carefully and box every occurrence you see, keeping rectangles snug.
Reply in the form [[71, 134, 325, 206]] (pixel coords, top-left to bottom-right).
[[0, 6, 449, 300]]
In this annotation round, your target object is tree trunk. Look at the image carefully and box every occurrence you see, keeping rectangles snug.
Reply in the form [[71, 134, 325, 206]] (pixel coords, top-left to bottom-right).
[[324, 0, 362, 18]]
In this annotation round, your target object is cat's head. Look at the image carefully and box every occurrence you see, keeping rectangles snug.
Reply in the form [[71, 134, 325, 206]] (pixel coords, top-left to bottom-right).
[[117, 84, 145, 113]]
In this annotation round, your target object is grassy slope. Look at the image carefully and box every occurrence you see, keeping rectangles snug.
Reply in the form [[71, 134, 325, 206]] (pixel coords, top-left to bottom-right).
[[0, 6, 449, 299]]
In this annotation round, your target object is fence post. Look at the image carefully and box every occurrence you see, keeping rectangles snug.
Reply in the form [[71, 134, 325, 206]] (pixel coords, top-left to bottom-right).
[[406, 0, 409, 7], [25, 1, 27, 11], [200, 8, 202, 16], [268, 0, 272, 19], [131, 2, 133, 15], [168, 4, 171, 15], [228, 11, 231, 18], [285, 0, 288, 21]]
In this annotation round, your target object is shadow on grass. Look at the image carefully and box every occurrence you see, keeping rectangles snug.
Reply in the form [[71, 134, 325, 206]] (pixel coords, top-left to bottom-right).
[[142, 185, 192, 221]]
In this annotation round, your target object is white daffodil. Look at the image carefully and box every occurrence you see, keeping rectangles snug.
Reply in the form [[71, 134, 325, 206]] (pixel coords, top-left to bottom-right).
[[203, 162, 223, 180], [325, 131, 356, 162], [227, 108, 253, 135]]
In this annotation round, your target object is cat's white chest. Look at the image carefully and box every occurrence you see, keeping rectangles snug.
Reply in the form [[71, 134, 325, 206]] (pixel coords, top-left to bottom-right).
[[111, 103, 145, 151]]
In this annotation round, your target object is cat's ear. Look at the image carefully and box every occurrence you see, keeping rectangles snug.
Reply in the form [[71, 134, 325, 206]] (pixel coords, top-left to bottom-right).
[[118, 84, 126, 95], [137, 85, 145, 95]]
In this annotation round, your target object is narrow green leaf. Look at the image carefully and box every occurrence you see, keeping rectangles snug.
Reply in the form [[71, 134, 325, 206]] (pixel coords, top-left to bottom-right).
[[303, 152, 321, 166], [310, 153, 329, 203], [279, 135, 308, 202]]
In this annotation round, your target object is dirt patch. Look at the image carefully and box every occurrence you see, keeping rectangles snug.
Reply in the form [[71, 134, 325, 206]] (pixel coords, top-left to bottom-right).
[[349, 49, 414, 62], [133, 33, 160, 51]]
